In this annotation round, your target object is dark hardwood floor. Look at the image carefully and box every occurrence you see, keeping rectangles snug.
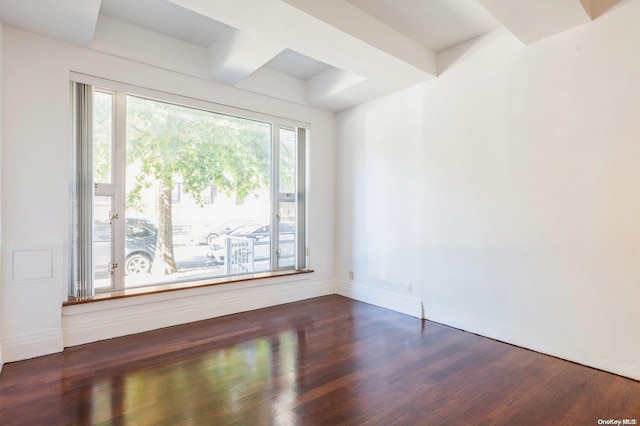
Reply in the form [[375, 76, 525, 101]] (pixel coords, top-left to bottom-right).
[[1, 295, 638, 425]]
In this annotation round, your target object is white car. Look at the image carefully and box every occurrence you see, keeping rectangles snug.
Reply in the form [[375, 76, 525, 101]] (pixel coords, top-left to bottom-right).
[[196, 220, 250, 245]]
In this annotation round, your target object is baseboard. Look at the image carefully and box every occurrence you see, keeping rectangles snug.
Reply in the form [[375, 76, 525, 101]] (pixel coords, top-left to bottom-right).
[[1, 329, 64, 363], [425, 313, 640, 382], [335, 280, 423, 319], [539, 341, 640, 381], [334, 283, 638, 380], [63, 278, 335, 347], [7, 278, 639, 381]]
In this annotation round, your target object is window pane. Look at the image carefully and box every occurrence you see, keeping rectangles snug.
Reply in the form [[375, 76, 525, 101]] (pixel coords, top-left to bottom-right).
[[278, 201, 296, 269], [124, 95, 271, 287], [93, 196, 114, 290], [93, 91, 112, 184], [279, 128, 296, 194]]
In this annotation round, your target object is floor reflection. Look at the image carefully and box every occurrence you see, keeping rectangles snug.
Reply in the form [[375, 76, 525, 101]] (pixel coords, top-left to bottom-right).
[[3, 296, 638, 425], [71, 326, 308, 424]]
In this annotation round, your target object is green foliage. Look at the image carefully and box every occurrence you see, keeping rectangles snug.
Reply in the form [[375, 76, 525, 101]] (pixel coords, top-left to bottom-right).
[[279, 128, 296, 193], [125, 96, 271, 209], [93, 91, 113, 183]]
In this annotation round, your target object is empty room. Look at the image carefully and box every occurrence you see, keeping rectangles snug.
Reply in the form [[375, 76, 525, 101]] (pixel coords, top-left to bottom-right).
[[1, 0, 639, 424]]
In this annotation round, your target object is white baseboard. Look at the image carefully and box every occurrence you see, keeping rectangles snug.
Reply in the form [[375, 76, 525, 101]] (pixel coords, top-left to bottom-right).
[[1, 329, 64, 363], [425, 313, 640, 381], [335, 280, 423, 319], [334, 281, 635, 380], [63, 278, 335, 347], [7, 278, 639, 381]]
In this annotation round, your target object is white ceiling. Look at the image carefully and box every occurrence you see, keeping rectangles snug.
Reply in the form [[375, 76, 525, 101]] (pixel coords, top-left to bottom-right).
[[100, 0, 230, 48], [265, 49, 333, 81], [345, 0, 501, 52], [0, 0, 616, 111]]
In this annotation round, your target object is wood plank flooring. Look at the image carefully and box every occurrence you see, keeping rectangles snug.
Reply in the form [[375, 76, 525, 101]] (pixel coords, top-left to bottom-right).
[[1, 295, 638, 425]]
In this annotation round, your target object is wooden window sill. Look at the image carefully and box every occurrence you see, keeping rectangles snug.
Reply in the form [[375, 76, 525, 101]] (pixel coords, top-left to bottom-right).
[[64, 269, 314, 306]]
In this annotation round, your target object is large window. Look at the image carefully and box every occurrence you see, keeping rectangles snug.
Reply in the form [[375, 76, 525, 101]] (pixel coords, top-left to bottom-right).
[[72, 78, 307, 297]]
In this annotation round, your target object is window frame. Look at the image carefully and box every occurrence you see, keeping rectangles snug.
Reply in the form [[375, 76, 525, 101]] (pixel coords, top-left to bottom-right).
[[71, 73, 309, 298]]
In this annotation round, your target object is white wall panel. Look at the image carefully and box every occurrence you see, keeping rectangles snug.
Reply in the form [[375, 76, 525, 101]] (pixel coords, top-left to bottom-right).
[[0, 21, 4, 373], [336, 1, 640, 380]]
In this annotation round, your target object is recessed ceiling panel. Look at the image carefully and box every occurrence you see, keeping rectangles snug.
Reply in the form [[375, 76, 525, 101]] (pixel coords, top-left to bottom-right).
[[346, 0, 501, 52], [265, 49, 332, 81], [100, 0, 231, 47]]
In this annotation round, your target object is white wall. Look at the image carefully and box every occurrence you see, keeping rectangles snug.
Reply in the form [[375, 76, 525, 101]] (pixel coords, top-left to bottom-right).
[[0, 20, 4, 373], [1, 27, 336, 362], [336, 2, 640, 380]]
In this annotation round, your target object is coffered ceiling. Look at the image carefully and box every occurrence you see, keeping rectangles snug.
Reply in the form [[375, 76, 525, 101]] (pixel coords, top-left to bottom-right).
[[0, 0, 629, 111]]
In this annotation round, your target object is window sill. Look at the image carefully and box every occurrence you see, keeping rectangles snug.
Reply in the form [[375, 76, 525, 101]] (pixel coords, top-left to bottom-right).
[[64, 269, 314, 306]]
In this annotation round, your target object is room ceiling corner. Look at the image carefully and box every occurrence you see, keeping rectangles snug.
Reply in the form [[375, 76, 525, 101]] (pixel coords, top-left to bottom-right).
[[584, 0, 630, 19]]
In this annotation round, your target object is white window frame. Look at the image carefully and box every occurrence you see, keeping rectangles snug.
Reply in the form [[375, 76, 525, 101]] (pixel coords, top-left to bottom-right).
[[71, 74, 308, 297]]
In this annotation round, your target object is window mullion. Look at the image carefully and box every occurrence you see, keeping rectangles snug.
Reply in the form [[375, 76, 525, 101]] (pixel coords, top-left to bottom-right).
[[296, 128, 307, 270], [111, 91, 127, 290], [270, 125, 280, 271]]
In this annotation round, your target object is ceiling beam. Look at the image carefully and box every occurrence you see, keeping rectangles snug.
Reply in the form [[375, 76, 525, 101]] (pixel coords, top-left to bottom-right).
[[167, 0, 436, 110], [92, 15, 210, 79], [307, 68, 366, 109], [476, 0, 591, 45], [168, 0, 436, 78], [281, 0, 437, 77], [0, 0, 101, 46], [208, 28, 284, 86]]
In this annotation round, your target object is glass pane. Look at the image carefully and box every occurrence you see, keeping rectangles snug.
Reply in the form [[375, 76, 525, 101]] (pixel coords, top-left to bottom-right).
[[279, 128, 296, 194], [124, 95, 271, 287], [278, 201, 296, 269], [93, 91, 113, 184], [93, 196, 114, 290]]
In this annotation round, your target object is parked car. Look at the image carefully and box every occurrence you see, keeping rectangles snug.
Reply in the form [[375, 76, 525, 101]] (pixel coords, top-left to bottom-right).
[[207, 221, 295, 265], [196, 220, 250, 245], [94, 218, 158, 276]]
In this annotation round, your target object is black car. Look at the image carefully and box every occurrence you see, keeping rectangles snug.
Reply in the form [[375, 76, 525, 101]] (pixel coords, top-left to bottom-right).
[[94, 218, 158, 276]]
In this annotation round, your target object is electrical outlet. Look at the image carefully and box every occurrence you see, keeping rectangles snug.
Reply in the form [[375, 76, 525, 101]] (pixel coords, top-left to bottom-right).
[[349, 270, 354, 280], [407, 282, 413, 292]]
